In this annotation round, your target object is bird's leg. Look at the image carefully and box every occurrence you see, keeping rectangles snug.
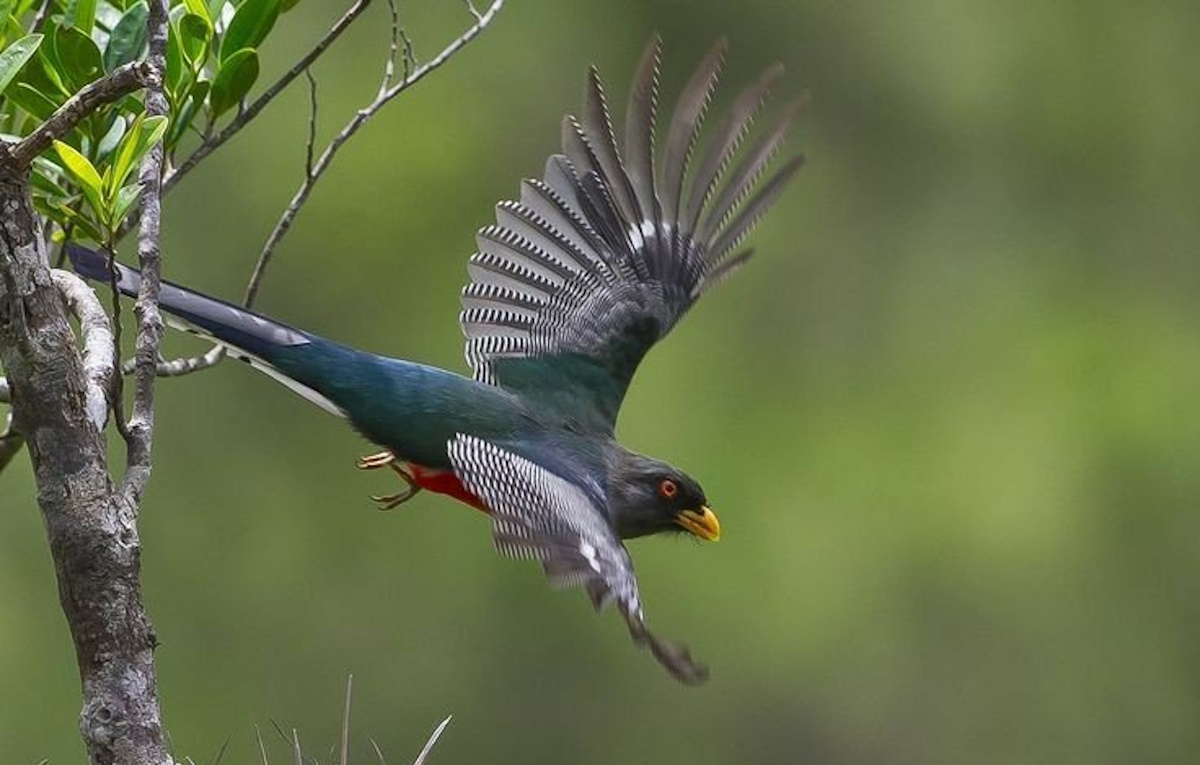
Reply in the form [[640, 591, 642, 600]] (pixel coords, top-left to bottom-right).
[[356, 450, 421, 510]]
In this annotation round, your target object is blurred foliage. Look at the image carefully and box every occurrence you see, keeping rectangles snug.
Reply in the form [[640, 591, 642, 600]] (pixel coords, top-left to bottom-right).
[[2, 1, 1199, 763]]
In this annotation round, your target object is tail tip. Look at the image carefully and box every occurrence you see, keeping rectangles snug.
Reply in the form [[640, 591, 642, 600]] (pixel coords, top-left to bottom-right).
[[65, 243, 109, 281]]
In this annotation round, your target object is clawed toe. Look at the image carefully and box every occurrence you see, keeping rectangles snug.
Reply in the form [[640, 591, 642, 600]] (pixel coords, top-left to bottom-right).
[[371, 489, 417, 510], [358, 450, 421, 509], [356, 450, 396, 470]]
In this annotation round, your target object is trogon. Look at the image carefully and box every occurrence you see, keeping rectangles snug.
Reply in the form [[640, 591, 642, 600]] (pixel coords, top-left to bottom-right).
[[70, 36, 804, 683]]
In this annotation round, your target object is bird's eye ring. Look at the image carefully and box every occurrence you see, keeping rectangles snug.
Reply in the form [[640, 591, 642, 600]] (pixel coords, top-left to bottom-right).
[[659, 479, 678, 499]]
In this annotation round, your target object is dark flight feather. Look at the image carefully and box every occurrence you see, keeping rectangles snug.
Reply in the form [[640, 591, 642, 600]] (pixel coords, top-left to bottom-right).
[[460, 36, 803, 429]]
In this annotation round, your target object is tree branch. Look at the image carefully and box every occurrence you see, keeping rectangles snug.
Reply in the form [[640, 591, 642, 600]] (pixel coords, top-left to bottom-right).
[[5, 62, 152, 168], [121, 0, 169, 505], [163, 0, 374, 195], [52, 269, 114, 432], [243, 0, 505, 308], [1, 271, 114, 477]]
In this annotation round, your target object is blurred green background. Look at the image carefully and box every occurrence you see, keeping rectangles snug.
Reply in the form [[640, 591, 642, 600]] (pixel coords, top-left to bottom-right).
[[4, 1, 1200, 762]]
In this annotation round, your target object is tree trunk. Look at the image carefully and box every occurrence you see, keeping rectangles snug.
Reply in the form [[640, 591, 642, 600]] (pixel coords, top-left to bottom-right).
[[0, 161, 170, 765]]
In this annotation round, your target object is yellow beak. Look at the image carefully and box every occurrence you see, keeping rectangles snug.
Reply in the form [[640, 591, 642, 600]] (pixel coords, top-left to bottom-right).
[[675, 506, 721, 541]]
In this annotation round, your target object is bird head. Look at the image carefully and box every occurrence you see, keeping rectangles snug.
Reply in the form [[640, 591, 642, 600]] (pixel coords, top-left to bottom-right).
[[607, 451, 721, 542]]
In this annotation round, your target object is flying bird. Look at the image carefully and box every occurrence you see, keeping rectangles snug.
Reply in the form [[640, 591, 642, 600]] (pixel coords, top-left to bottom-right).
[[70, 35, 804, 683]]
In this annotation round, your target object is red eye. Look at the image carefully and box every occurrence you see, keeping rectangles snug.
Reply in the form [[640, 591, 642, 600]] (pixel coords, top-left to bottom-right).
[[659, 479, 678, 499]]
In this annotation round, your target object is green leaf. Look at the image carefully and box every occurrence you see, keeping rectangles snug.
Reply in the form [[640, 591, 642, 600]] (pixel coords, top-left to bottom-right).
[[10, 39, 63, 103], [4, 14, 24, 44], [167, 81, 207, 146], [53, 25, 104, 89], [7, 81, 57, 120], [36, 41, 72, 96], [96, 115, 127, 159], [141, 114, 168, 146], [52, 139, 104, 213], [0, 34, 42, 96], [219, 0, 278, 63], [31, 157, 71, 198], [109, 112, 144, 192], [187, 77, 210, 106], [165, 16, 183, 91], [51, 201, 105, 243], [111, 182, 142, 226], [183, 0, 211, 25], [108, 113, 167, 194], [63, 0, 98, 35], [104, 1, 148, 72], [208, 46, 257, 117], [177, 12, 210, 65]]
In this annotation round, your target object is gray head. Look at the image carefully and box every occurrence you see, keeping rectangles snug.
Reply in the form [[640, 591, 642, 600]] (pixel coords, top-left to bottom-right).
[[606, 449, 720, 541]]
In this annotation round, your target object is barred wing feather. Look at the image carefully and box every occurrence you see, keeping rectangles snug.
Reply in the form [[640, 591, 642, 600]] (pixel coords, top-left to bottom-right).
[[460, 36, 803, 430], [448, 434, 708, 684]]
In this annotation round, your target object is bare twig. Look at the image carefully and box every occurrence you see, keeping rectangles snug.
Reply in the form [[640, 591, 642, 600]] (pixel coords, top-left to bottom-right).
[[121, 0, 169, 502], [31, 0, 52, 30], [121, 343, 225, 376], [163, 0, 374, 195], [305, 69, 318, 178], [0, 375, 8, 402], [243, 0, 505, 308], [6, 62, 151, 167], [465, 0, 484, 23], [400, 28, 415, 82], [51, 270, 114, 431], [381, 0, 400, 91]]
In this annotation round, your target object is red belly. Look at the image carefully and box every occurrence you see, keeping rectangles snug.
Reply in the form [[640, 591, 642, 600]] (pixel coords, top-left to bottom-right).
[[409, 464, 489, 513]]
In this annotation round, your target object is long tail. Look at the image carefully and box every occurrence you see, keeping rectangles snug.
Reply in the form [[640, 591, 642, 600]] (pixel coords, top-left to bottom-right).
[[68, 243, 352, 418]]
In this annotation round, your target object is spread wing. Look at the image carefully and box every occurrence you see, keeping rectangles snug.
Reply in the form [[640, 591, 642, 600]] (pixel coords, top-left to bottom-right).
[[459, 36, 805, 431], [448, 434, 708, 684]]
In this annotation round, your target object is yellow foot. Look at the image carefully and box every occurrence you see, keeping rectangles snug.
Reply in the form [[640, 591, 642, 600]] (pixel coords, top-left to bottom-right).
[[357, 450, 421, 510], [370, 488, 418, 510], [356, 450, 396, 470]]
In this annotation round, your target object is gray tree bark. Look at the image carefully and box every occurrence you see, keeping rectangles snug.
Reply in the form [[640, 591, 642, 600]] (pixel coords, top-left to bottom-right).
[[0, 165, 170, 764]]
